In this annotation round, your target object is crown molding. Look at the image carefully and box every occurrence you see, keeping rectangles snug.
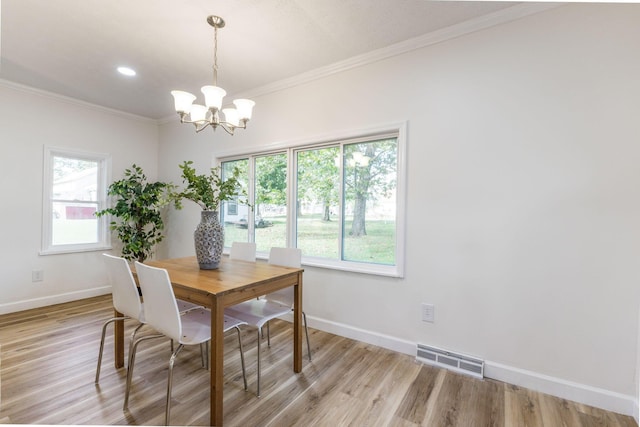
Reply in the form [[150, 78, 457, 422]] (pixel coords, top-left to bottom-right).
[[0, 78, 157, 124], [242, 3, 562, 100]]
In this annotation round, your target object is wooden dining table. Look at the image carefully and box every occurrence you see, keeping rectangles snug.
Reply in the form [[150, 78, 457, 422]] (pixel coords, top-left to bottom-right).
[[113, 256, 304, 426]]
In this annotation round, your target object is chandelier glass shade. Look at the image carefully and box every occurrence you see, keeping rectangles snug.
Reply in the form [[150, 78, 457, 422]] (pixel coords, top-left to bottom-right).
[[171, 15, 255, 135]]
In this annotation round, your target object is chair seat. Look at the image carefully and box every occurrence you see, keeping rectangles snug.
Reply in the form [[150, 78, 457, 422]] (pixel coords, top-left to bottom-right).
[[225, 299, 291, 329], [177, 299, 202, 313], [223, 314, 247, 330], [178, 308, 212, 346], [138, 301, 199, 324]]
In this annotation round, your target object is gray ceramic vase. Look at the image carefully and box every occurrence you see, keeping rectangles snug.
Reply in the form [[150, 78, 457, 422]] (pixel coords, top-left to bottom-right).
[[194, 210, 224, 269]]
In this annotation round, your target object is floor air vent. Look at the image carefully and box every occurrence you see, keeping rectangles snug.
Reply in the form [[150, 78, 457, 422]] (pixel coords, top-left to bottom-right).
[[416, 344, 484, 379]]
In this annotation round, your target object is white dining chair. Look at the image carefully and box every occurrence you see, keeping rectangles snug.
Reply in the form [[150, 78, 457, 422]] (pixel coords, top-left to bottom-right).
[[126, 261, 248, 425], [225, 247, 311, 397], [95, 254, 204, 384], [95, 254, 147, 384], [229, 241, 256, 262]]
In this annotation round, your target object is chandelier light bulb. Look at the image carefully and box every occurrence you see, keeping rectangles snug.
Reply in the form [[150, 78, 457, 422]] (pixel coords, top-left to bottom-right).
[[171, 90, 196, 114], [201, 86, 226, 111], [189, 104, 208, 123], [222, 108, 240, 127], [233, 99, 255, 120]]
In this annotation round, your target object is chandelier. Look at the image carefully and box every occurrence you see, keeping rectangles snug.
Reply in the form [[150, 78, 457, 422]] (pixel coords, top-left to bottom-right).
[[170, 16, 255, 135]]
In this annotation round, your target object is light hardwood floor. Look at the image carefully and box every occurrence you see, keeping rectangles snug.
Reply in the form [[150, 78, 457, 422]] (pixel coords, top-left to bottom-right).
[[0, 295, 636, 426]]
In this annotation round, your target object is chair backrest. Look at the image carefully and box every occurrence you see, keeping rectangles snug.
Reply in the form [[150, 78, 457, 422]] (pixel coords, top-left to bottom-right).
[[103, 254, 143, 320], [134, 262, 182, 341], [268, 247, 302, 268], [266, 247, 302, 307], [230, 241, 257, 262]]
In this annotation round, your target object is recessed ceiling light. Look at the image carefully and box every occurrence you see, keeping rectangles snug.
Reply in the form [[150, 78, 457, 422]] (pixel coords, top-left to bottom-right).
[[117, 66, 136, 77]]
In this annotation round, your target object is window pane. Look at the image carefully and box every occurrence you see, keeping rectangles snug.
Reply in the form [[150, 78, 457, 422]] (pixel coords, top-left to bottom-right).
[[52, 157, 99, 245], [342, 139, 397, 265], [52, 202, 99, 244], [53, 157, 98, 201], [296, 146, 340, 259], [221, 159, 249, 247], [255, 153, 287, 252]]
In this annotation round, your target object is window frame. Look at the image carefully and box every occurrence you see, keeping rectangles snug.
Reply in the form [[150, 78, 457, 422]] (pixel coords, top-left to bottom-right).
[[218, 122, 406, 277], [41, 146, 112, 255]]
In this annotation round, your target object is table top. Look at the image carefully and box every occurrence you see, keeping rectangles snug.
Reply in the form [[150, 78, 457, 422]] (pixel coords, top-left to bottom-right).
[[144, 256, 303, 302]]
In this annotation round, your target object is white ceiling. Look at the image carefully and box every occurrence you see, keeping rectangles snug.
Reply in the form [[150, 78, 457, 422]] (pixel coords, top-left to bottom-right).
[[0, 0, 525, 120]]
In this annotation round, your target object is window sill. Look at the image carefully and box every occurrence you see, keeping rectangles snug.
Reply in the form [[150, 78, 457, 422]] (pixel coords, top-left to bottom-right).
[[39, 245, 113, 256], [240, 252, 404, 278], [303, 257, 404, 278]]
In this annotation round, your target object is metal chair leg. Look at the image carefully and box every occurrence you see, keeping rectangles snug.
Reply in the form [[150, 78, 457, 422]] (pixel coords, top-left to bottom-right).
[[128, 323, 145, 368], [256, 329, 262, 397], [303, 311, 312, 362], [165, 344, 185, 426], [267, 321, 271, 347], [123, 334, 164, 410], [235, 326, 247, 391], [95, 316, 127, 384]]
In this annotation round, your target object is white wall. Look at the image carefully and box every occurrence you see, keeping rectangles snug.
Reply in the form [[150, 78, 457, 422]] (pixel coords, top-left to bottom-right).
[[158, 4, 640, 415], [0, 82, 159, 313]]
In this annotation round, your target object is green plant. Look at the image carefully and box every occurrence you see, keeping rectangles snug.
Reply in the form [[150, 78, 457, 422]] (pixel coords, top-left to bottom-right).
[[178, 160, 246, 211], [96, 164, 181, 262]]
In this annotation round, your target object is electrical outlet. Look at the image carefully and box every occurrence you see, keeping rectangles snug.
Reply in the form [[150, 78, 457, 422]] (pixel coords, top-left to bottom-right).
[[421, 303, 434, 323], [32, 270, 44, 282]]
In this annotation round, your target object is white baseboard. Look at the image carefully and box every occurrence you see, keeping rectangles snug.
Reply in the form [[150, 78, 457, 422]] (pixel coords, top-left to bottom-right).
[[0, 286, 111, 315], [305, 315, 636, 417], [485, 361, 636, 417], [306, 314, 416, 355]]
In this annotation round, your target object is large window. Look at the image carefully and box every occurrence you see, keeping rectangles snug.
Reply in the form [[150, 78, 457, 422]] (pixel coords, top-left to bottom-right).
[[41, 147, 110, 254], [220, 126, 405, 277]]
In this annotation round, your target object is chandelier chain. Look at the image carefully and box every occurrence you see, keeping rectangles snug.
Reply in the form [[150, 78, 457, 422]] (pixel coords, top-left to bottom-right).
[[212, 24, 218, 86]]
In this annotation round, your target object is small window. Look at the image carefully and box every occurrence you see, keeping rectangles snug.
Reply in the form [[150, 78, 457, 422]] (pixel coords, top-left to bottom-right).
[[41, 147, 111, 254]]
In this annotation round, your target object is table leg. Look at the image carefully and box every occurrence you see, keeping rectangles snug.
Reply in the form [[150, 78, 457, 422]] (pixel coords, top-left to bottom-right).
[[210, 297, 224, 426], [293, 272, 303, 373], [114, 309, 124, 368]]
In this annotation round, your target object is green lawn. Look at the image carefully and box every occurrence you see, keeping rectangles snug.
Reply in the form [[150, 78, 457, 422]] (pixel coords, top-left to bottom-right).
[[224, 214, 395, 265]]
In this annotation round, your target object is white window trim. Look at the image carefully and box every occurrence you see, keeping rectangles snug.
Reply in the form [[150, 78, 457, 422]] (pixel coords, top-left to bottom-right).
[[40, 146, 112, 255], [216, 121, 407, 278]]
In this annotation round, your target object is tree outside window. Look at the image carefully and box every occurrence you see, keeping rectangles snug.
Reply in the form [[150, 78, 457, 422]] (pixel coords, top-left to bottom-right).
[[342, 139, 397, 265]]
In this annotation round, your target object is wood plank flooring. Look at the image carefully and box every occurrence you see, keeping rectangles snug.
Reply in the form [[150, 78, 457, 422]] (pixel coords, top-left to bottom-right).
[[0, 295, 636, 426]]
